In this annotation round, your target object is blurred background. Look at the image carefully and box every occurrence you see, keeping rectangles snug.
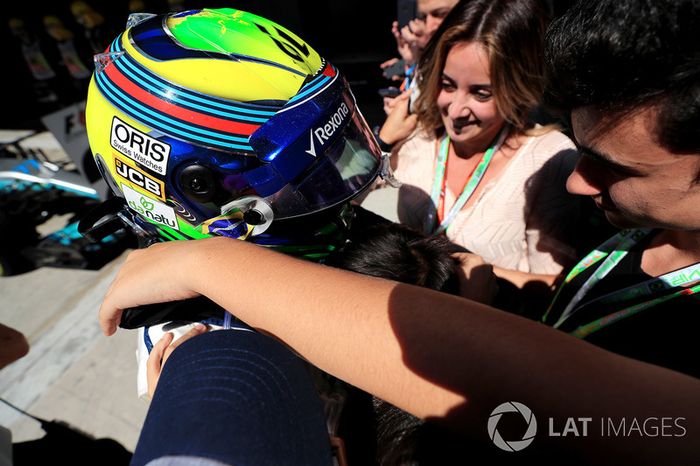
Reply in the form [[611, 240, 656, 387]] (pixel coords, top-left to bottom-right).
[[0, 0, 396, 131], [0, 0, 401, 277]]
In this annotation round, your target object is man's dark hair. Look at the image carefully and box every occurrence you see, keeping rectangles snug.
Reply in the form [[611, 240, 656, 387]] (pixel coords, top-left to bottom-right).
[[543, 0, 699, 153]]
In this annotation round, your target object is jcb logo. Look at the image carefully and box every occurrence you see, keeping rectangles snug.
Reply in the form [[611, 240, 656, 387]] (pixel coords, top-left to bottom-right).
[[115, 156, 165, 200]]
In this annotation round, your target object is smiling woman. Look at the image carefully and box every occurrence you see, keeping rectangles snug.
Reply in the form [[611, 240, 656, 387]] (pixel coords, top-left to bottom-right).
[[376, 0, 581, 275]]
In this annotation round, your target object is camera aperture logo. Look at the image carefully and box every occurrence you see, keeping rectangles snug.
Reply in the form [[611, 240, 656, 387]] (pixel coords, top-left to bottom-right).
[[487, 401, 687, 453], [488, 402, 537, 452]]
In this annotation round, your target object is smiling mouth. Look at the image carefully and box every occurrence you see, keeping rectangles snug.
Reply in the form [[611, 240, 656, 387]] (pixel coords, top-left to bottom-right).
[[452, 119, 478, 133]]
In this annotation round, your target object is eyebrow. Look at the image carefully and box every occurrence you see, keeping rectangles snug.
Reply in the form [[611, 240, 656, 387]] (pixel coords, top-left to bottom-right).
[[430, 7, 451, 16], [440, 73, 490, 89], [576, 143, 643, 175]]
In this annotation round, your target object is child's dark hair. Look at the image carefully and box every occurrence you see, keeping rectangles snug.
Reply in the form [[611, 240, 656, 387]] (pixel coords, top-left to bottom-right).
[[327, 219, 464, 465], [326, 222, 462, 296]]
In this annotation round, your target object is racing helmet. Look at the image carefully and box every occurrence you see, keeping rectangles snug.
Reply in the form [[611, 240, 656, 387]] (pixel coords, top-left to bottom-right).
[[85, 8, 385, 251]]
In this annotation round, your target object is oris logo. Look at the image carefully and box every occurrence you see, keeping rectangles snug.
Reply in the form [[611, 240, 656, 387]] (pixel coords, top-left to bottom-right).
[[305, 102, 350, 157], [110, 117, 170, 175], [114, 156, 165, 200]]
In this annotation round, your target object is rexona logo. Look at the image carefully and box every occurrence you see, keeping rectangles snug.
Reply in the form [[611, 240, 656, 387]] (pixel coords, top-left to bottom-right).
[[488, 402, 538, 452], [305, 102, 350, 157], [121, 184, 179, 230], [114, 156, 165, 200], [110, 117, 170, 175]]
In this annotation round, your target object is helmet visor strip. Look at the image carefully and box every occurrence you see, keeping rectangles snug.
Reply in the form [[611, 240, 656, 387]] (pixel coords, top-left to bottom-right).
[[247, 75, 382, 220]]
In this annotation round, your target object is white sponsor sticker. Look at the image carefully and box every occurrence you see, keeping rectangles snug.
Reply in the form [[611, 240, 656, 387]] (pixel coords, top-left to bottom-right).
[[122, 184, 179, 230], [114, 156, 165, 200], [305, 102, 350, 157], [110, 116, 170, 175]]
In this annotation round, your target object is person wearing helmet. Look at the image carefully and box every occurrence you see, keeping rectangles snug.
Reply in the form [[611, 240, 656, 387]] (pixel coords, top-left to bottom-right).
[[86, 8, 387, 256], [84, 4, 392, 389], [84, 8, 392, 465]]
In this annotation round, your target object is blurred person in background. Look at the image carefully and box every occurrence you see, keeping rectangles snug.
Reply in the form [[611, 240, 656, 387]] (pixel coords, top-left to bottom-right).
[[380, 0, 459, 116], [42, 15, 92, 99], [70, 1, 116, 55]]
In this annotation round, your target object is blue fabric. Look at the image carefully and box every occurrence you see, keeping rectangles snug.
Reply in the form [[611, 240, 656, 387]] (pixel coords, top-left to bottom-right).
[[131, 330, 333, 466]]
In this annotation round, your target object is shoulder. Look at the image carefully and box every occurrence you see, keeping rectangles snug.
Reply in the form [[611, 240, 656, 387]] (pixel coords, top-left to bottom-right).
[[393, 128, 436, 170], [514, 128, 578, 172], [394, 128, 436, 155], [522, 129, 577, 158]]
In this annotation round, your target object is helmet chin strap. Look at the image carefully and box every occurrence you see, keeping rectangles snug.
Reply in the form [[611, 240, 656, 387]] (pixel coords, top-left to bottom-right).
[[78, 196, 160, 247]]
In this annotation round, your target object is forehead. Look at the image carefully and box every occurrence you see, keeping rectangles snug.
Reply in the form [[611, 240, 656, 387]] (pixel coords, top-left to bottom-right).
[[571, 106, 682, 167], [418, 0, 458, 14], [444, 42, 490, 81]]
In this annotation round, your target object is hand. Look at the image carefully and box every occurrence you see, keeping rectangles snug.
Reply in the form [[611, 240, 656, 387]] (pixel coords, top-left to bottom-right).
[[453, 252, 499, 305], [380, 57, 404, 82], [380, 57, 400, 69], [146, 323, 210, 399], [391, 21, 418, 65], [99, 241, 205, 336], [399, 19, 428, 63], [383, 95, 399, 116], [379, 91, 418, 145]]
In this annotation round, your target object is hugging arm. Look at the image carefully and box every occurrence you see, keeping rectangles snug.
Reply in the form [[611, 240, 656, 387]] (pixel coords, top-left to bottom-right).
[[100, 238, 700, 465]]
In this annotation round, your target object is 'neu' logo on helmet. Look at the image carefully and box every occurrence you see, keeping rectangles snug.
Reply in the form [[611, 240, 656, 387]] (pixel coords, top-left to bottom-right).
[[305, 102, 350, 157], [110, 116, 171, 176], [488, 401, 537, 452]]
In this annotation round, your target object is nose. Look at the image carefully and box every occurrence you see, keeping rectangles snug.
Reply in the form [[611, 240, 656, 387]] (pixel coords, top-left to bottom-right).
[[447, 92, 472, 119], [566, 156, 603, 196], [426, 17, 440, 38]]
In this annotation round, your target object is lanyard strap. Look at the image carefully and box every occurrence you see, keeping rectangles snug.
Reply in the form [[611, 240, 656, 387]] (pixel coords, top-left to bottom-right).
[[401, 64, 417, 91], [426, 125, 509, 234], [571, 284, 700, 339], [544, 228, 700, 334], [542, 228, 651, 324], [580, 260, 700, 308]]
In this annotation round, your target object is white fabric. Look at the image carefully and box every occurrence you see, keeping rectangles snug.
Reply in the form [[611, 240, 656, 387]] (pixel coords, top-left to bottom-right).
[[374, 129, 580, 274], [135, 323, 242, 400]]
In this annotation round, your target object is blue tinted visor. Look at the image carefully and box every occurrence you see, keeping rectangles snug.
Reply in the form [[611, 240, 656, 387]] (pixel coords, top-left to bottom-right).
[[248, 74, 382, 219]]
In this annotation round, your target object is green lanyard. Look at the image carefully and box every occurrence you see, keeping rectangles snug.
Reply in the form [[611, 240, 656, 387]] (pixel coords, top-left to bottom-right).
[[425, 125, 509, 235], [570, 282, 700, 338], [543, 228, 700, 338]]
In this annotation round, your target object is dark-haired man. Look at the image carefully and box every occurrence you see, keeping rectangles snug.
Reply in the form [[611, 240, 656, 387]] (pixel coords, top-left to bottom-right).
[[536, 0, 700, 376]]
